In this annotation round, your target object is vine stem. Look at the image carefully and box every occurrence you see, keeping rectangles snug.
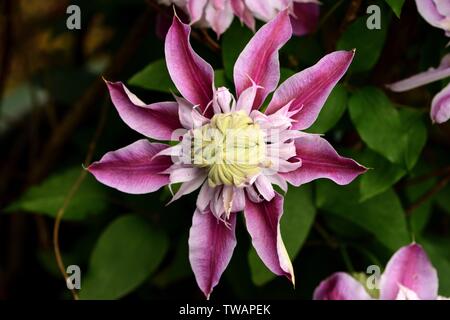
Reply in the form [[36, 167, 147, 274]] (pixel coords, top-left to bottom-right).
[[405, 173, 450, 216], [53, 100, 109, 300]]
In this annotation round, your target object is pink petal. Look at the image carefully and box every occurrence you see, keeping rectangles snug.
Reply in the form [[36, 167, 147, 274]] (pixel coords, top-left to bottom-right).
[[254, 175, 275, 201], [244, 192, 294, 283], [380, 243, 438, 300], [387, 54, 450, 92], [189, 209, 237, 299], [88, 140, 172, 194], [313, 272, 372, 300], [281, 134, 367, 186], [415, 0, 447, 30], [235, 80, 260, 114], [290, 2, 320, 36], [234, 10, 292, 110], [266, 50, 354, 130], [205, 1, 234, 37], [165, 16, 214, 112], [230, 0, 255, 31], [187, 0, 208, 23], [431, 82, 450, 123], [106, 81, 181, 141]]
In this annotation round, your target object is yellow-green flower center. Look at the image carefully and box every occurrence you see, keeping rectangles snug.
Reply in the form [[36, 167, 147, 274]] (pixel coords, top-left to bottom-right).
[[191, 111, 265, 187]]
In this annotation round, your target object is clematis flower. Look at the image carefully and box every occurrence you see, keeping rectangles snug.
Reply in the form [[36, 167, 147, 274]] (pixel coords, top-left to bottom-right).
[[415, 0, 450, 37], [158, 0, 320, 37], [88, 11, 366, 299], [387, 53, 450, 124], [314, 243, 449, 300]]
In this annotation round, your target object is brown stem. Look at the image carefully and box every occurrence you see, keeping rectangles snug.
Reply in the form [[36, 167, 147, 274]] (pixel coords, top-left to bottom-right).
[[406, 174, 450, 216], [53, 99, 109, 300]]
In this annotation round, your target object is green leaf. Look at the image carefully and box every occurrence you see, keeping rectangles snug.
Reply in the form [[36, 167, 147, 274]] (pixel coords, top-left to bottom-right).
[[307, 84, 348, 134], [419, 236, 450, 296], [349, 87, 427, 169], [222, 21, 253, 80], [359, 149, 406, 201], [152, 233, 191, 288], [337, 13, 389, 73], [437, 185, 450, 215], [5, 168, 108, 221], [385, 0, 405, 18], [128, 59, 177, 93], [214, 69, 228, 88], [248, 185, 316, 286], [316, 181, 409, 251], [80, 215, 168, 300]]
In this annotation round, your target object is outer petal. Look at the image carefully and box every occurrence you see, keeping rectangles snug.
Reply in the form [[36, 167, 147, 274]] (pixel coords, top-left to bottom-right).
[[266, 50, 354, 130], [290, 2, 320, 36], [415, 0, 446, 29], [88, 140, 172, 194], [165, 17, 214, 111], [244, 192, 294, 283], [205, 1, 234, 37], [106, 81, 181, 141], [386, 54, 450, 92], [282, 134, 367, 186], [187, 0, 208, 23], [231, 0, 255, 30], [431, 82, 450, 124], [380, 243, 438, 300], [313, 272, 372, 300], [234, 10, 292, 110], [189, 209, 237, 299]]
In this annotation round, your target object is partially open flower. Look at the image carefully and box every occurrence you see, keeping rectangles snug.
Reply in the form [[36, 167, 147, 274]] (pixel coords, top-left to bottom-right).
[[158, 0, 320, 37], [415, 0, 450, 37], [314, 243, 449, 300], [88, 11, 366, 299]]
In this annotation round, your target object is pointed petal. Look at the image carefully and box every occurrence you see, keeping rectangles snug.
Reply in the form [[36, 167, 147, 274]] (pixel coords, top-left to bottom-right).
[[230, 0, 255, 31], [106, 81, 181, 140], [313, 272, 372, 300], [431, 82, 450, 124], [169, 170, 207, 203], [266, 50, 354, 130], [387, 54, 450, 92], [244, 192, 294, 283], [281, 134, 367, 186], [234, 10, 292, 109], [88, 140, 172, 194], [235, 80, 261, 114], [290, 2, 320, 36], [205, 1, 234, 37], [380, 243, 438, 300], [165, 17, 214, 111], [189, 210, 237, 299]]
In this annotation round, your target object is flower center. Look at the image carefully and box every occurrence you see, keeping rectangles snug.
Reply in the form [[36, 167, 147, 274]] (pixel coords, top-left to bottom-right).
[[191, 111, 265, 187]]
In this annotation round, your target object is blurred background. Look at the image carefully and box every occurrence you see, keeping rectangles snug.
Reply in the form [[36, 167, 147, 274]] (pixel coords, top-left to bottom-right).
[[0, 0, 449, 300]]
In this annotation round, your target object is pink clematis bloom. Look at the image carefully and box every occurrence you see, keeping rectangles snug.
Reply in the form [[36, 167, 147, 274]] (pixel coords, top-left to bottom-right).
[[387, 54, 450, 124], [159, 0, 320, 37], [88, 11, 366, 299], [314, 243, 449, 300], [415, 0, 450, 37]]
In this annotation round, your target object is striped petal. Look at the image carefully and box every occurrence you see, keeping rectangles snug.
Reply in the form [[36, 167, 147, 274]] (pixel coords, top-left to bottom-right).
[[244, 192, 294, 284], [189, 209, 237, 299], [266, 50, 354, 130], [88, 140, 172, 194], [165, 16, 214, 112], [106, 81, 181, 141], [313, 272, 372, 300], [234, 10, 292, 110]]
